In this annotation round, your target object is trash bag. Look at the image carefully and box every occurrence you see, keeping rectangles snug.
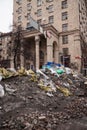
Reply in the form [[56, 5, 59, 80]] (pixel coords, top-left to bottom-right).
[[38, 84, 52, 92], [38, 80, 52, 92], [56, 86, 71, 96], [29, 75, 38, 82], [56, 69, 64, 74], [17, 67, 27, 76], [65, 67, 72, 74], [0, 68, 14, 79], [26, 69, 35, 75]]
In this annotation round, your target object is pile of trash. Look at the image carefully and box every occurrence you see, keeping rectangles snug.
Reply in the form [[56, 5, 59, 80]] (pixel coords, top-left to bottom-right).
[[0, 64, 87, 130], [0, 62, 87, 98]]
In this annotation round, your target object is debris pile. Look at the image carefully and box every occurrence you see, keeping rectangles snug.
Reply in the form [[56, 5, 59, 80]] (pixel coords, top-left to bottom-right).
[[0, 65, 87, 130]]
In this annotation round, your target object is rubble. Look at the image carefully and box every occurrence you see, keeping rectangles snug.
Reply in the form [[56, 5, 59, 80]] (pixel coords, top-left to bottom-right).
[[0, 65, 87, 130], [0, 84, 5, 97]]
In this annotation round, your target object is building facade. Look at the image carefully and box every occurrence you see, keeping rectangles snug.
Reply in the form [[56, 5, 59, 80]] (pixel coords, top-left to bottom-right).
[[0, 32, 12, 68], [1, 0, 87, 70]]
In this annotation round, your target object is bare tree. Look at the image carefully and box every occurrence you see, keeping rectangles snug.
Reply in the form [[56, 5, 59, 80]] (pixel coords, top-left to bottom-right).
[[11, 25, 24, 69]]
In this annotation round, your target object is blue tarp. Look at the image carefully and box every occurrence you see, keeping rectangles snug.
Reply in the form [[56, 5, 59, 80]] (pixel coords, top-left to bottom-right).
[[42, 62, 62, 69], [46, 62, 62, 67]]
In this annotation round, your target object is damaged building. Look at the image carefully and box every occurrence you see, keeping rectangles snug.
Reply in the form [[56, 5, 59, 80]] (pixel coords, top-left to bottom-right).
[[0, 0, 87, 71]]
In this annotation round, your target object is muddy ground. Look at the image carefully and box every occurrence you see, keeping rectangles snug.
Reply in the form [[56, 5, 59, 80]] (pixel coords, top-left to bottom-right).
[[0, 75, 87, 130]]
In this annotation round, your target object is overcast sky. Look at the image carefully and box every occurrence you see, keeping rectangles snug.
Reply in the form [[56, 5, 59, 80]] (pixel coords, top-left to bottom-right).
[[0, 0, 13, 33]]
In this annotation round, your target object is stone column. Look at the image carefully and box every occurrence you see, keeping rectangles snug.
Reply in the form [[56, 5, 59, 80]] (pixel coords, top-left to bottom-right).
[[47, 38, 53, 62], [74, 34, 82, 71], [10, 42, 14, 68], [10, 57, 14, 68], [35, 35, 40, 70]]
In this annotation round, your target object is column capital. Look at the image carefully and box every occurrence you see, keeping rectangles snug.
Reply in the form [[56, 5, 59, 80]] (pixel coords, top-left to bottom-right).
[[35, 35, 40, 42]]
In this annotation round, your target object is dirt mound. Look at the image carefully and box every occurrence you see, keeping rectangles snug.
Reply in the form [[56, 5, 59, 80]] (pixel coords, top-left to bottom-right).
[[0, 75, 87, 130]]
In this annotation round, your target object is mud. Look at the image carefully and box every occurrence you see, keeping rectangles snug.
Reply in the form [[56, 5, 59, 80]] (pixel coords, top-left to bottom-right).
[[0, 75, 87, 130]]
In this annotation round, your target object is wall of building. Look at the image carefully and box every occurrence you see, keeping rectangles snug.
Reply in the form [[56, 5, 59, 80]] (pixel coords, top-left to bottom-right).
[[79, 0, 87, 42], [59, 31, 81, 65], [12, 0, 87, 70], [13, 0, 80, 31], [0, 33, 12, 68]]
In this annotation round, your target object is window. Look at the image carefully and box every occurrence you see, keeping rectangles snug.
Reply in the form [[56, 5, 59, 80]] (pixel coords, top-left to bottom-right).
[[27, 13, 30, 20], [16, 0, 22, 4], [63, 48, 68, 55], [46, 0, 53, 2], [37, 19, 42, 25], [18, 25, 22, 30], [62, 23, 68, 31], [37, 9, 42, 16], [0, 50, 2, 60], [27, 22, 30, 28], [62, 12, 68, 20], [18, 7, 22, 14], [61, 0, 67, 9], [0, 37, 2, 41], [49, 15, 54, 23], [62, 35, 68, 44], [18, 16, 22, 23], [0, 39, 1, 43], [48, 5, 54, 13], [27, 0, 31, 1], [27, 3, 32, 10], [37, 0, 42, 6]]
